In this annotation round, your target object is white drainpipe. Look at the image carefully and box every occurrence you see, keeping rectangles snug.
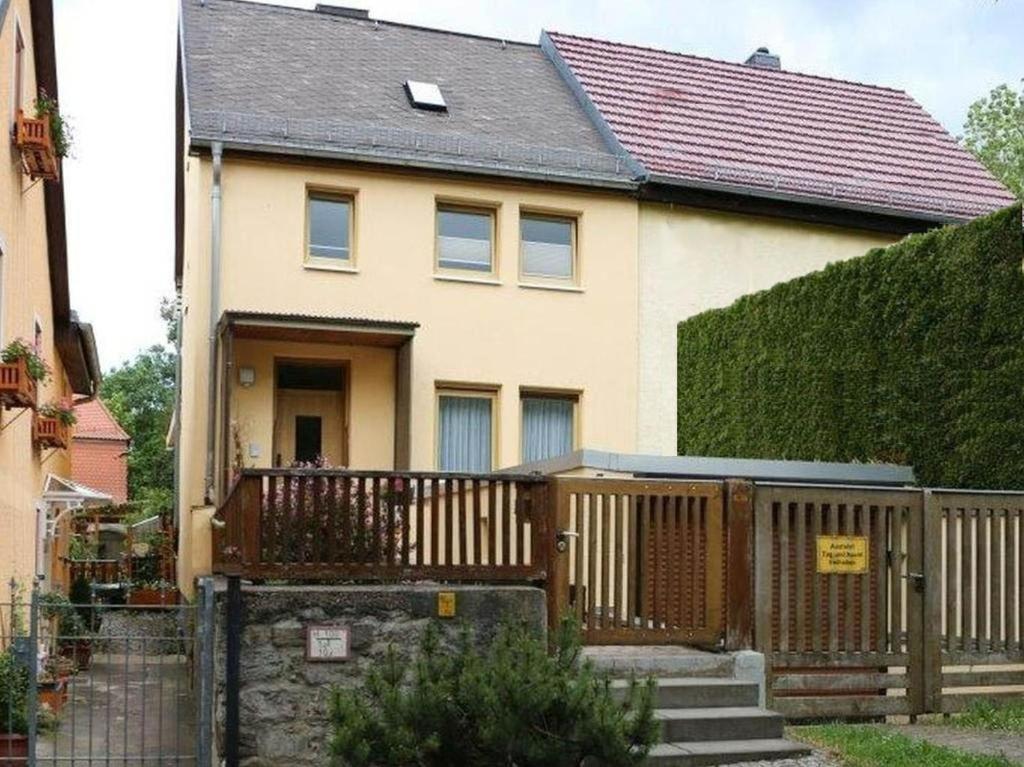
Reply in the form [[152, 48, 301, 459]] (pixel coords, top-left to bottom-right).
[[204, 142, 223, 503]]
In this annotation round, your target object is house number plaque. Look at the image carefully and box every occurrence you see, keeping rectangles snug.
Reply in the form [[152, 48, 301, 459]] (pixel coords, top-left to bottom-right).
[[306, 625, 351, 661], [816, 535, 869, 574]]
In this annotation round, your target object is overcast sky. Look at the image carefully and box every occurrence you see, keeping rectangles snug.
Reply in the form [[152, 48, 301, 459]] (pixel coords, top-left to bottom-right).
[[53, 0, 1024, 370]]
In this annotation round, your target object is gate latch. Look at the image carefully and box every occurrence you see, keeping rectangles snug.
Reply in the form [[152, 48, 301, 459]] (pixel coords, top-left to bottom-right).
[[904, 571, 925, 592], [555, 530, 578, 553]]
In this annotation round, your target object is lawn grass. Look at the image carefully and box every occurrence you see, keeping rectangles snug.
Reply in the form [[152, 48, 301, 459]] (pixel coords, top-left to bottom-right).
[[951, 700, 1024, 734], [793, 723, 1015, 767]]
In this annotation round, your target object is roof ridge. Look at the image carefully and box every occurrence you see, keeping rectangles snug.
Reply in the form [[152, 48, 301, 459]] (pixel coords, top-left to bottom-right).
[[546, 30, 912, 98], [195, 0, 538, 48]]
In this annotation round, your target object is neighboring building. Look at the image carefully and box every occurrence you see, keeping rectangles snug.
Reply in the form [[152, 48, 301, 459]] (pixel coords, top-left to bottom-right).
[[72, 398, 130, 504], [174, 1, 1013, 590], [174, 1, 639, 588], [541, 32, 1017, 455], [0, 0, 101, 589]]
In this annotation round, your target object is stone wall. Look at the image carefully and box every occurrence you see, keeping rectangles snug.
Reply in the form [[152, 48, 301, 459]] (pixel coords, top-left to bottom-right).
[[212, 583, 546, 767]]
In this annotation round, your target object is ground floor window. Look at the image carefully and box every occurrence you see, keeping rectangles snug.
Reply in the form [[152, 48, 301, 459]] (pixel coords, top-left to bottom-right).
[[521, 391, 577, 462], [437, 387, 496, 471]]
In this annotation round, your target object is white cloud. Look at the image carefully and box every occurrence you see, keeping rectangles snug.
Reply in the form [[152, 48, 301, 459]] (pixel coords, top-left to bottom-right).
[[53, 0, 1024, 368]]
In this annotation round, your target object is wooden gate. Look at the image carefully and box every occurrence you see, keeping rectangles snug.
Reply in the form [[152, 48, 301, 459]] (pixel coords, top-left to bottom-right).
[[754, 484, 925, 718], [548, 478, 725, 646]]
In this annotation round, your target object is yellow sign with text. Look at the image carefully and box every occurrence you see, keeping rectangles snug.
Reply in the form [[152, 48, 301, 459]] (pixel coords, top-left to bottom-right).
[[816, 535, 869, 574], [437, 591, 456, 618]]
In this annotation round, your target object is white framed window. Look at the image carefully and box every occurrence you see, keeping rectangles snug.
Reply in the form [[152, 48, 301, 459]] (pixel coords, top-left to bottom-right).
[[13, 20, 25, 119], [306, 192, 353, 264], [436, 387, 497, 471], [436, 205, 495, 275], [521, 392, 577, 463], [520, 213, 576, 283]]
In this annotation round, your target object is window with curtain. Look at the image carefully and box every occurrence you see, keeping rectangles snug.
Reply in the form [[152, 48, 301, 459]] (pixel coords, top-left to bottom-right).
[[307, 194, 352, 262], [521, 395, 575, 462], [520, 214, 575, 281], [438, 393, 493, 471], [437, 207, 494, 273]]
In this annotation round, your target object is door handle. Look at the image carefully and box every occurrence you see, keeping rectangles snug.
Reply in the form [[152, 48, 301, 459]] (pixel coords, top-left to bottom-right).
[[555, 530, 578, 553], [904, 571, 925, 592]]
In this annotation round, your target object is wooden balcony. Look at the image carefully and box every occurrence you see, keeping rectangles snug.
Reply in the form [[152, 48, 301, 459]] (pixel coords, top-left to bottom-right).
[[15, 109, 59, 181], [0, 357, 37, 409], [212, 469, 550, 582], [33, 414, 71, 449]]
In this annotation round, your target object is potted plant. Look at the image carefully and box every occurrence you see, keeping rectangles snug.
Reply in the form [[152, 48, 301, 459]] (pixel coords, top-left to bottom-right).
[[127, 579, 178, 607], [34, 397, 76, 449], [14, 90, 71, 181], [0, 338, 49, 410], [0, 650, 29, 765], [42, 591, 91, 672]]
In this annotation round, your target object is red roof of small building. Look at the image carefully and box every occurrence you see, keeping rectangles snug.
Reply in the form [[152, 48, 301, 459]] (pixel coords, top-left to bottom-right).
[[73, 399, 130, 442], [544, 32, 1016, 222]]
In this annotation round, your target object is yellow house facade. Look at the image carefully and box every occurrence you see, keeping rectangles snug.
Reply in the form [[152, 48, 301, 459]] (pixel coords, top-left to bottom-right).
[[176, 2, 1013, 592], [175, 1, 640, 589], [0, 0, 101, 594]]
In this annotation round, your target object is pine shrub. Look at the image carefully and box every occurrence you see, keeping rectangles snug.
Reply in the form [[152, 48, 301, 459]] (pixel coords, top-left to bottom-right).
[[329, 616, 657, 767]]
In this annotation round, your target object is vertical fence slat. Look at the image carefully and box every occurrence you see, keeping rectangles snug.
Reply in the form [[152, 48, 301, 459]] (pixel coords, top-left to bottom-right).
[[945, 503, 957, 652], [471, 479, 483, 566], [614, 494, 624, 628], [602, 493, 612, 630], [843, 505, 855, 654], [626, 495, 637, 630], [779, 501, 790, 653], [828, 504, 840, 655], [795, 502, 806, 653], [977, 507, 988, 654], [962, 507, 973, 650], [860, 505, 871, 653], [813, 503, 824, 654], [574, 493, 585, 623], [487, 480, 497, 566], [993, 508, 1003, 651], [891, 506, 904, 654], [588, 494, 599, 632], [1008, 507, 1018, 651]]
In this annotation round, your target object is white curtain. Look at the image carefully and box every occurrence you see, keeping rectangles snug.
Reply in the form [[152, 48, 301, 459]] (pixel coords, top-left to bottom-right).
[[522, 397, 573, 462], [522, 240, 572, 278], [439, 396, 492, 471], [438, 235, 491, 271]]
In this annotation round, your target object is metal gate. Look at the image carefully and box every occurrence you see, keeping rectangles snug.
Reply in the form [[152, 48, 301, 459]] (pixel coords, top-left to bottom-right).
[[2, 583, 203, 765], [548, 478, 725, 646]]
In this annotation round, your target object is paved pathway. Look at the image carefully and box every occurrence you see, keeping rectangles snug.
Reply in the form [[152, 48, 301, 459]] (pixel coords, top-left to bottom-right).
[[893, 724, 1024, 765], [36, 655, 196, 766]]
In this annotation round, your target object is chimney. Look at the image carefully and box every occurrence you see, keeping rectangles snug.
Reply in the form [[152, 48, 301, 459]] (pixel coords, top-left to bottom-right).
[[744, 47, 781, 70], [315, 4, 371, 19]]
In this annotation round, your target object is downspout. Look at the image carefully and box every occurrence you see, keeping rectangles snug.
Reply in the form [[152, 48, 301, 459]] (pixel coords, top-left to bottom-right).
[[204, 142, 223, 504], [171, 291, 183, 529]]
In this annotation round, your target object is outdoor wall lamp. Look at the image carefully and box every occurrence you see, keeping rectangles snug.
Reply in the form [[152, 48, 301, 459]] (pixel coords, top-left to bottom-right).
[[238, 367, 256, 387]]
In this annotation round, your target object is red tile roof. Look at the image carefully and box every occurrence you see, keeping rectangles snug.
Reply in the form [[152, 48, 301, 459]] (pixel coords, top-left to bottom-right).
[[544, 32, 1016, 221], [73, 399, 130, 442]]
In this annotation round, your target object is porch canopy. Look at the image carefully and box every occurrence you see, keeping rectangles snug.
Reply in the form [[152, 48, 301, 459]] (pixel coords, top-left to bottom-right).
[[213, 311, 420, 497]]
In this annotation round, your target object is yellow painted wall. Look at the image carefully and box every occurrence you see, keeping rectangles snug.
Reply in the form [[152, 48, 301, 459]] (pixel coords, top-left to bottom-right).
[[637, 203, 899, 455], [177, 156, 640, 589], [230, 338, 396, 472], [0, 0, 72, 591]]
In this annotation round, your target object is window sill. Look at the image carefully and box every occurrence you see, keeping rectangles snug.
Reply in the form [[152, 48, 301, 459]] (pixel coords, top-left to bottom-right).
[[304, 260, 359, 274], [433, 274, 502, 287], [518, 281, 583, 293]]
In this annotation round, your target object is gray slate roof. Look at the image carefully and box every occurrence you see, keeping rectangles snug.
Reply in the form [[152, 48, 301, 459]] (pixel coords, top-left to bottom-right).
[[180, 0, 633, 186]]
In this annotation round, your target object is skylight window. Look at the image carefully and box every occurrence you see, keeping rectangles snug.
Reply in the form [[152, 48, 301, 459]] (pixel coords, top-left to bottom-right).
[[405, 80, 447, 111]]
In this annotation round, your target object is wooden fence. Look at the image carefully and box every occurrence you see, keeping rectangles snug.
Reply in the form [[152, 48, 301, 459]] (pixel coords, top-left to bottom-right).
[[212, 469, 550, 582], [546, 478, 729, 646], [212, 470, 1024, 719]]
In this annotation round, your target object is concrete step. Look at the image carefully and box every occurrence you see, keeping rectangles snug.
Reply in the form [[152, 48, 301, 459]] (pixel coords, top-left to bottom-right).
[[656, 707, 784, 743], [611, 678, 760, 709], [647, 738, 812, 766], [584, 645, 738, 678]]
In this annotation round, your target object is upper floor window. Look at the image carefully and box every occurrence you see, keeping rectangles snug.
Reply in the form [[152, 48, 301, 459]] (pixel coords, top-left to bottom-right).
[[520, 213, 576, 283], [307, 193, 353, 265], [436, 205, 495, 275], [13, 22, 25, 117]]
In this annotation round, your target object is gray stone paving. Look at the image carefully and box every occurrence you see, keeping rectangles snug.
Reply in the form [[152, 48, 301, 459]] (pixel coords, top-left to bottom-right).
[[894, 724, 1024, 765], [728, 752, 841, 767], [35, 655, 196, 766]]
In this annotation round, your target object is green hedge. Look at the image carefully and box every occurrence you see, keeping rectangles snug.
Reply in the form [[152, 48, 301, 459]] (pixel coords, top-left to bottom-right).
[[677, 204, 1024, 489]]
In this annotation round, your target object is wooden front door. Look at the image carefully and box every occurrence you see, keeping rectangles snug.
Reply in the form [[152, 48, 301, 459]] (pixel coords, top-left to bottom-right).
[[549, 478, 725, 647], [273, 363, 348, 467]]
